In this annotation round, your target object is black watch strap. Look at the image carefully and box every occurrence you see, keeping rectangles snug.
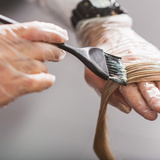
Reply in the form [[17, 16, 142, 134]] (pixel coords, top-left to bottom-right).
[[71, 0, 127, 28]]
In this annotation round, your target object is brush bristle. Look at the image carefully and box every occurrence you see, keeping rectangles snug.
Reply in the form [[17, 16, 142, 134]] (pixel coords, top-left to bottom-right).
[[104, 52, 128, 85]]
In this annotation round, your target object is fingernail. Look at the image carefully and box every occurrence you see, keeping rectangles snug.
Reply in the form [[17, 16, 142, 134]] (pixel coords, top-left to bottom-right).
[[59, 50, 66, 61], [42, 74, 56, 89], [53, 49, 66, 62], [45, 73, 56, 82], [118, 103, 131, 113], [143, 110, 157, 121], [122, 105, 131, 113]]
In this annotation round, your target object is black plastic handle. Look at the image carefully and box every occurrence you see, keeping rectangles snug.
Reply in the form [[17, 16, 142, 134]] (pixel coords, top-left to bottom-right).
[[53, 43, 90, 65]]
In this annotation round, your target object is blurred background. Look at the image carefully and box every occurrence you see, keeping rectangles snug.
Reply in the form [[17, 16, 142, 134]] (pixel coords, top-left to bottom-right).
[[0, 0, 160, 160]]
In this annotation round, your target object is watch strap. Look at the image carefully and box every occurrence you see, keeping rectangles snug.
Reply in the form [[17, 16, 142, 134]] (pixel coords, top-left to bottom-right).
[[71, 0, 127, 28]]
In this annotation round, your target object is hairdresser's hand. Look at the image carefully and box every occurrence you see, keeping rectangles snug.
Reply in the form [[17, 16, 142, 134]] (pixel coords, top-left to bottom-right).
[[85, 36, 160, 121], [0, 21, 68, 107], [85, 67, 160, 121]]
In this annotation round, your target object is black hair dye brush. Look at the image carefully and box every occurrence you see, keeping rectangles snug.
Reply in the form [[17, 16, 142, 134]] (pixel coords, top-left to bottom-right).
[[53, 43, 127, 85], [0, 14, 128, 85]]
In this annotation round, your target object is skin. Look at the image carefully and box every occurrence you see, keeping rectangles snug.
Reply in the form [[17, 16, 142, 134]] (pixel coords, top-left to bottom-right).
[[85, 68, 160, 121], [79, 14, 160, 121], [0, 21, 68, 106]]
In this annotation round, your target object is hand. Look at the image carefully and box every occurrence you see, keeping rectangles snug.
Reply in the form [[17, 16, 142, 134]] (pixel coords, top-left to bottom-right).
[[0, 21, 68, 107], [85, 37, 160, 121], [83, 14, 160, 121], [85, 67, 160, 121]]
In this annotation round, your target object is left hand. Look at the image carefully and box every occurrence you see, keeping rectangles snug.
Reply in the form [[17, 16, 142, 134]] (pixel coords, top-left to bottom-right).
[[84, 26, 160, 121], [85, 67, 159, 121]]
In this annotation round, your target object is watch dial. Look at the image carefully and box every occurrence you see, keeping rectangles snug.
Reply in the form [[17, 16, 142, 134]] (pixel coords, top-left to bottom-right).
[[89, 0, 115, 8]]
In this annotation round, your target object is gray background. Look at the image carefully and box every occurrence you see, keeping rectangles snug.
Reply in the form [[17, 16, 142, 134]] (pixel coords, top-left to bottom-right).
[[0, 0, 160, 160]]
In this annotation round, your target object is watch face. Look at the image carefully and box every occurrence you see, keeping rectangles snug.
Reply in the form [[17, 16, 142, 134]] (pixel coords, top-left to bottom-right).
[[89, 0, 115, 8]]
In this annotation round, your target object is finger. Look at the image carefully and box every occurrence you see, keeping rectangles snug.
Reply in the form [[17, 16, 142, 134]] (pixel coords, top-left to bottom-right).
[[120, 83, 157, 120], [9, 58, 48, 74], [109, 89, 132, 114], [85, 67, 131, 113], [10, 21, 68, 43], [26, 73, 55, 93], [138, 82, 160, 113], [0, 73, 55, 107], [0, 35, 66, 62], [16, 73, 55, 96], [22, 42, 66, 62]]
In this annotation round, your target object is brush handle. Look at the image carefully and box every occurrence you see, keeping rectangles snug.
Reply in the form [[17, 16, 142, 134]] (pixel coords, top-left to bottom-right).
[[53, 43, 110, 81], [53, 43, 90, 65], [0, 14, 18, 24], [53, 43, 80, 55]]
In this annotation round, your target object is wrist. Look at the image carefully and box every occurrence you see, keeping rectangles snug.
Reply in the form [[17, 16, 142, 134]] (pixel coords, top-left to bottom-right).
[[76, 14, 133, 47]]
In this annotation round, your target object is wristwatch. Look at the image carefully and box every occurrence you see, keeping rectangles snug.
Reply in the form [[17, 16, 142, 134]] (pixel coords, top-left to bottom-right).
[[71, 0, 127, 28]]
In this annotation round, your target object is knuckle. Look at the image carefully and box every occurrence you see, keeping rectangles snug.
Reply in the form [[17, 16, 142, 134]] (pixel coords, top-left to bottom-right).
[[24, 59, 47, 74], [34, 61, 47, 73]]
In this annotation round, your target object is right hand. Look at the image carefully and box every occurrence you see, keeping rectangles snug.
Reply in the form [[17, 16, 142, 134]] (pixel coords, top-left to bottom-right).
[[0, 21, 68, 107]]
